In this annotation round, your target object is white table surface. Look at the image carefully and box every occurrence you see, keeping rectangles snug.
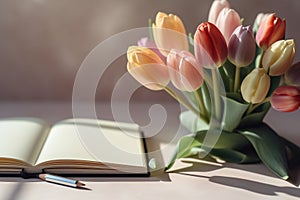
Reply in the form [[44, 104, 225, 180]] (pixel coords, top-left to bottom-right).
[[0, 101, 299, 200]]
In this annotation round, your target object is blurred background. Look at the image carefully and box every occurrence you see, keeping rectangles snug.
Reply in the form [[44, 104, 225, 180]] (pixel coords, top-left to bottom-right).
[[0, 0, 299, 102]]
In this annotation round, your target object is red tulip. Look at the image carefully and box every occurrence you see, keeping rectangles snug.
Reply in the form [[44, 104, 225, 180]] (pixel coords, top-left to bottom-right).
[[167, 49, 203, 92], [270, 86, 300, 112], [256, 13, 286, 50], [194, 22, 228, 68]]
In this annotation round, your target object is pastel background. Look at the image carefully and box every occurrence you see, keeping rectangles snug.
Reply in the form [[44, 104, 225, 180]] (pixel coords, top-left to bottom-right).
[[0, 0, 299, 101]]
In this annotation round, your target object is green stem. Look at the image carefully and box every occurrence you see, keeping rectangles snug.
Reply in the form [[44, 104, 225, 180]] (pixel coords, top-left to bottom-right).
[[234, 66, 240, 93], [246, 103, 254, 115], [211, 68, 221, 119], [246, 97, 271, 115], [164, 87, 205, 119], [249, 97, 271, 114], [194, 89, 209, 123], [257, 50, 265, 68]]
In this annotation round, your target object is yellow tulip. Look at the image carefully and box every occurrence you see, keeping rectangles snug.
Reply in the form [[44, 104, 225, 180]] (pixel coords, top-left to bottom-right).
[[262, 39, 295, 76], [241, 68, 270, 104], [127, 46, 169, 90], [152, 12, 189, 56]]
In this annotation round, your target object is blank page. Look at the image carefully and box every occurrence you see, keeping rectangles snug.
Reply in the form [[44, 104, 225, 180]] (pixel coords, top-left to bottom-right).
[[35, 118, 147, 173], [0, 118, 49, 165]]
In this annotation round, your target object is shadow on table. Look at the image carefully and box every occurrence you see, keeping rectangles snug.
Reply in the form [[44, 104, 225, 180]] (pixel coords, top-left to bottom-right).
[[170, 159, 300, 198]]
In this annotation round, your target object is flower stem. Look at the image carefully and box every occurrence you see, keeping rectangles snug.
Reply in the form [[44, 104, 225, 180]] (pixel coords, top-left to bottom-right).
[[212, 68, 221, 119], [164, 86, 205, 119], [194, 89, 209, 123], [257, 50, 265, 68], [246, 97, 271, 115], [234, 66, 240, 93]]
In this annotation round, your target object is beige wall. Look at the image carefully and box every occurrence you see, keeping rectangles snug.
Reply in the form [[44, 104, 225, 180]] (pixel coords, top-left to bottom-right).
[[0, 0, 299, 101]]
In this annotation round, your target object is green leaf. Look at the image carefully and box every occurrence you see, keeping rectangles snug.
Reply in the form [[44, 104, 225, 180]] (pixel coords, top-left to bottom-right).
[[222, 97, 249, 132], [239, 109, 269, 128], [180, 110, 209, 132], [148, 18, 154, 41], [180, 97, 249, 133], [279, 136, 300, 166], [226, 92, 244, 103], [165, 133, 202, 170], [166, 129, 252, 170], [209, 148, 260, 163], [194, 130, 250, 150], [239, 123, 289, 180]]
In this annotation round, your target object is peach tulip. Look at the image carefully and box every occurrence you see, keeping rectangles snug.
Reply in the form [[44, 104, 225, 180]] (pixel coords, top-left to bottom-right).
[[167, 49, 203, 92], [262, 39, 295, 76], [241, 68, 270, 104], [137, 37, 165, 62], [215, 8, 242, 44], [270, 86, 300, 112], [194, 22, 228, 68], [152, 12, 189, 57], [256, 13, 286, 50], [208, 0, 230, 24], [127, 46, 169, 90]]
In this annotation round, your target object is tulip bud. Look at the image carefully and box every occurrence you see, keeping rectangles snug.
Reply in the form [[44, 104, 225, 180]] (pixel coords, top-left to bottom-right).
[[228, 25, 256, 67], [270, 86, 300, 112], [167, 49, 203, 92], [137, 37, 166, 62], [194, 22, 228, 68], [127, 46, 169, 90], [262, 39, 295, 76], [285, 62, 300, 87], [152, 12, 189, 57], [208, 0, 230, 24], [256, 13, 286, 50], [241, 68, 271, 104], [215, 8, 242, 44], [253, 13, 271, 33]]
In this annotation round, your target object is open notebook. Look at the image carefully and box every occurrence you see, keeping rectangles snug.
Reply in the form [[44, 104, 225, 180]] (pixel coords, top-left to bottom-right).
[[0, 118, 149, 176]]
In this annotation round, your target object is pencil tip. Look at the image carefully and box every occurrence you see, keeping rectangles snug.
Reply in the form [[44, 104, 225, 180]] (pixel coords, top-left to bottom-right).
[[77, 182, 86, 187]]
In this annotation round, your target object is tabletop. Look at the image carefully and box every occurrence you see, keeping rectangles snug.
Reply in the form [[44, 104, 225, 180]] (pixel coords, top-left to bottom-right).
[[0, 101, 299, 200]]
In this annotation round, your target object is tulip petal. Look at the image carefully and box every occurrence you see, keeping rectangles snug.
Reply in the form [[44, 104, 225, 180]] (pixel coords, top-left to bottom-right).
[[270, 86, 300, 112]]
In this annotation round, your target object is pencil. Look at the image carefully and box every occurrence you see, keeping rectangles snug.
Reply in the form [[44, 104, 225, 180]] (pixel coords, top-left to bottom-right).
[[38, 173, 86, 188]]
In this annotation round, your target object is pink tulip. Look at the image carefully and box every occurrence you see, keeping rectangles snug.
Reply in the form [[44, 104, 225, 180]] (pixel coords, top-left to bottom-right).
[[137, 37, 166, 62], [194, 22, 228, 68], [270, 86, 300, 112], [215, 8, 242, 44], [256, 13, 286, 50], [228, 25, 256, 67], [167, 49, 203, 92], [285, 62, 300, 87], [208, 0, 230, 24]]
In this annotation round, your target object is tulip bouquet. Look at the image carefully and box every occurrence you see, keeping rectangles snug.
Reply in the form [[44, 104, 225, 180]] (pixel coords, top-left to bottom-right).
[[126, 0, 300, 180]]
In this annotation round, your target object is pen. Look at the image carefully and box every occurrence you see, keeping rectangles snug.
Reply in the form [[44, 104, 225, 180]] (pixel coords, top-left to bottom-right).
[[38, 173, 86, 188]]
